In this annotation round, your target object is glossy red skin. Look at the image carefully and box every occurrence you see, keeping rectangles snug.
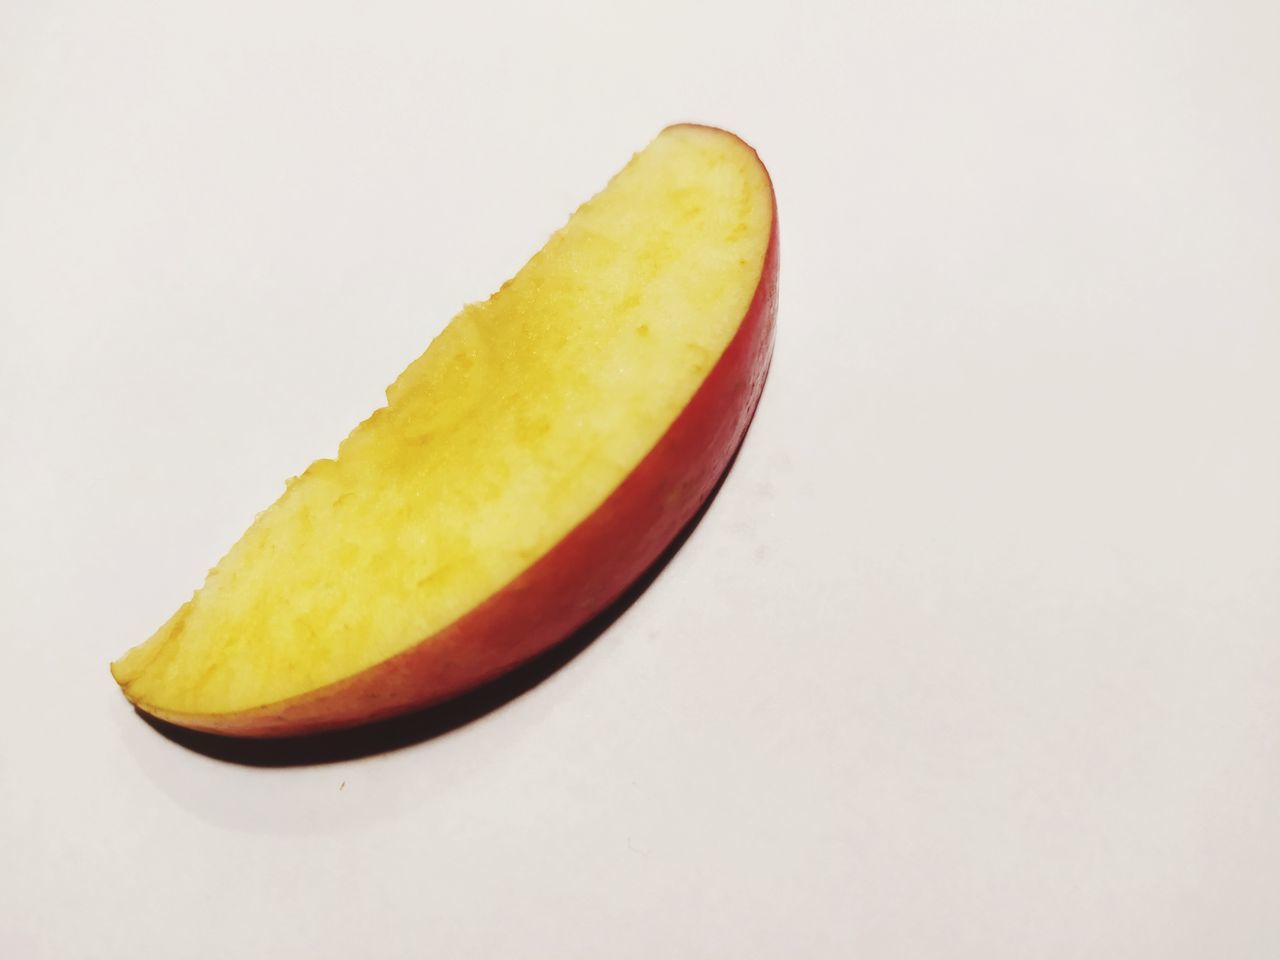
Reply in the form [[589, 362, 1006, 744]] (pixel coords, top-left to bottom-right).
[[146, 130, 779, 737]]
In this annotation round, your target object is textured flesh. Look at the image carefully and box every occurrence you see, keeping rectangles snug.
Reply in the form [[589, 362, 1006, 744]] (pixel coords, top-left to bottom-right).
[[112, 125, 774, 718]]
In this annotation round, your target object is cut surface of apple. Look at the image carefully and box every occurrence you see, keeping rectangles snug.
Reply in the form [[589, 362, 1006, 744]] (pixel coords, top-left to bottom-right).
[[112, 123, 779, 736]]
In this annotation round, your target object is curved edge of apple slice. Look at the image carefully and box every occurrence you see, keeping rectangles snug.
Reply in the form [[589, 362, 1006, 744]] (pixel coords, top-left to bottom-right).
[[137, 124, 780, 738]]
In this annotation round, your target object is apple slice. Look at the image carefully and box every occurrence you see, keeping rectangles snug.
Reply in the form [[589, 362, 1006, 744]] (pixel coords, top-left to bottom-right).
[[112, 124, 779, 737]]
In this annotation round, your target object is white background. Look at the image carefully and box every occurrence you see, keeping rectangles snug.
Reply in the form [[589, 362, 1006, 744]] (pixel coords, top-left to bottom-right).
[[3, 1, 1278, 956]]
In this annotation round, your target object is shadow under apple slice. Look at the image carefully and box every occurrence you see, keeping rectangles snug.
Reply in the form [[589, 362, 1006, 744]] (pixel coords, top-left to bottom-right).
[[139, 437, 749, 767]]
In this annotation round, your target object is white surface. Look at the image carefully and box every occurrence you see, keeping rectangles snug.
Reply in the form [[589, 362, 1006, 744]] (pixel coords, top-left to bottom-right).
[[2, 1, 1279, 956]]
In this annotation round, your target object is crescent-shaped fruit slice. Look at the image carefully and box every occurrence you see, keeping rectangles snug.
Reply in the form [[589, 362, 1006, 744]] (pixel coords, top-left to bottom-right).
[[112, 123, 779, 737]]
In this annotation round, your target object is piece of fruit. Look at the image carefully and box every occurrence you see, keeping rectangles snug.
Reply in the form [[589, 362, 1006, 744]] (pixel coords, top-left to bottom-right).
[[112, 123, 779, 737]]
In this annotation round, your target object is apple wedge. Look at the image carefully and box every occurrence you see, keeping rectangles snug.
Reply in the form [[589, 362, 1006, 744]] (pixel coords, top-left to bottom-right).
[[112, 124, 779, 737]]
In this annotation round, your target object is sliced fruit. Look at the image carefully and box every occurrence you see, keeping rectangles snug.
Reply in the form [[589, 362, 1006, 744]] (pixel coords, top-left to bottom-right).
[[112, 123, 779, 737]]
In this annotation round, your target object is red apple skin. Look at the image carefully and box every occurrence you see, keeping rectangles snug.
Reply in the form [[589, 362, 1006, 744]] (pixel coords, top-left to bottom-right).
[[141, 127, 779, 738]]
